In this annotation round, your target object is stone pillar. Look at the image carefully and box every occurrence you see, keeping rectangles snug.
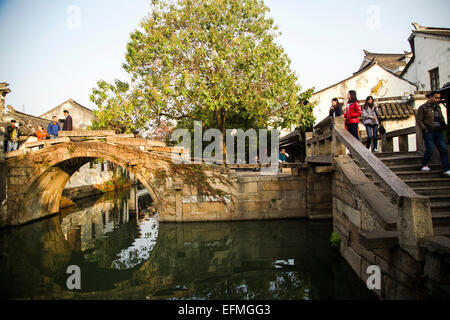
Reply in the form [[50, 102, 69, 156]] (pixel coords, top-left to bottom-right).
[[0, 83, 11, 226], [128, 187, 137, 213], [306, 165, 333, 220], [398, 135, 409, 152], [382, 136, 394, 152], [173, 179, 184, 223], [0, 82, 11, 117], [398, 196, 434, 261]]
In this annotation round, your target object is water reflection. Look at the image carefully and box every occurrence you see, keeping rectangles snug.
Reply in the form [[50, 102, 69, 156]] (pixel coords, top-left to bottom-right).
[[0, 187, 377, 300]]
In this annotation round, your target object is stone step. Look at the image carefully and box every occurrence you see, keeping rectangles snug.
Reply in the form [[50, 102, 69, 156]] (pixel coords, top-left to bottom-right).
[[375, 152, 420, 159], [359, 230, 399, 249], [434, 226, 450, 236], [403, 178, 450, 188], [394, 170, 449, 181], [365, 170, 447, 181], [431, 202, 450, 212], [379, 155, 423, 166], [431, 210, 450, 227], [427, 194, 450, 203], [414, 186, 450, 195], [388, 164, 443, 172], [359, 226, 450, 250]]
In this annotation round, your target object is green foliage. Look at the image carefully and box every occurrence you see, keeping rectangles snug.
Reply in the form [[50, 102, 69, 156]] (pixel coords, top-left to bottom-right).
[[330, 232, 341, 248], [90, 0, 315, 135]]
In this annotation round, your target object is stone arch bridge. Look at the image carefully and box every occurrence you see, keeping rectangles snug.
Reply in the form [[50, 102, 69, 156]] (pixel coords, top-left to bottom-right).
[[1, 130, 308, 227], [3, 130, 203, 226]]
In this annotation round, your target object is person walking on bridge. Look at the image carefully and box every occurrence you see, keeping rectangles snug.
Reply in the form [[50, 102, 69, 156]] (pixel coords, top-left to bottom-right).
[[47, 116, 61, 139], [362, 96, 379, 152], [416, 91, 450, 176], [344, 90, 362, 140], [63, 110, 73, 131]]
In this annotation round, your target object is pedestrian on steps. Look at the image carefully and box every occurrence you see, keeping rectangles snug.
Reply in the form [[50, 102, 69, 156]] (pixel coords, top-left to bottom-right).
[[416, 91, 450, 176], [362, 96, 379, 152], [344, 90, 362, 140]]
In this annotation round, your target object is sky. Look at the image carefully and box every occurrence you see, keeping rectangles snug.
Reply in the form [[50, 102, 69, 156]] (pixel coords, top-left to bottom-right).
[[0, 0, 449, 116]]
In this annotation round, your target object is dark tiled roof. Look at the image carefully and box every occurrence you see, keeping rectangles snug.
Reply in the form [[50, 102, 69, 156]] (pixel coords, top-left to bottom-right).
[[411, 23, 450, 38], [360, 50, 411, 74], [6, 105, 49, 135], [376, 102, 415, 121]]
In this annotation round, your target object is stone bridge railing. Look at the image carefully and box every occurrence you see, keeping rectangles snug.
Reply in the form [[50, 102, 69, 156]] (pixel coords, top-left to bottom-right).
[[306, 116, 433, 260], [5, 130, 188, 160], [360, 126, 417, 153]]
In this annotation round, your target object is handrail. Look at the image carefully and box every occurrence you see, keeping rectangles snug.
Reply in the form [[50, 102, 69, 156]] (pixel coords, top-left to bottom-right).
[[334, 127, 420, 202], [306, 116, 434, 260], [360, 126, 416, 142]]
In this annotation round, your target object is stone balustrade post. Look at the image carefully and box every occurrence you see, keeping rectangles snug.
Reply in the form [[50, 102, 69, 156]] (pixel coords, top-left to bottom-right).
[[398, 196, 434, 261], [332, 117, 346, 156], [382, 136, 394, 152], [398, 135, 409, 152], [0, 83, 10, 225], [173, 179, 184, 223]]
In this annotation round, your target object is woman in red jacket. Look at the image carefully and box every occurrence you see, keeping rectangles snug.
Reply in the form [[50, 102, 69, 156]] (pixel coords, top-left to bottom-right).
[[344, 90, 362, 140]]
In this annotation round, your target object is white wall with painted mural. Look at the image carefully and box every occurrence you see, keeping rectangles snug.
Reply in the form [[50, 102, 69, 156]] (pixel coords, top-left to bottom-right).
[[312, 63, 417, 124]]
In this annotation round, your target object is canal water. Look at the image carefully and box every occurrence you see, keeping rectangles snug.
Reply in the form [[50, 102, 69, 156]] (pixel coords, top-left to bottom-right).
[[0, 187, 377, 300]]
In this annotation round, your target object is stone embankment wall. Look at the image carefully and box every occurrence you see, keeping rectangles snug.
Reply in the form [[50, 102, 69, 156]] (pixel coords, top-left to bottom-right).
[[332, 155, 437, 299], [176, 168, 333, 223]]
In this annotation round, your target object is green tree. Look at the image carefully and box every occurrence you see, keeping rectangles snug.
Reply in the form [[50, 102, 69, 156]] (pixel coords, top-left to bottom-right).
[[91, 0, 315, 135]]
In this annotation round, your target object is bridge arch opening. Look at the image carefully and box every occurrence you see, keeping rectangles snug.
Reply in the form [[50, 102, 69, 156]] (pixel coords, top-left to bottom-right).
[[11, 142, 168, 225]]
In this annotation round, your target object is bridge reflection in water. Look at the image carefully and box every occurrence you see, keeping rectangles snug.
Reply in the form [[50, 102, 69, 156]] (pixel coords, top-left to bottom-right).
[[0, 187, 376, 300]]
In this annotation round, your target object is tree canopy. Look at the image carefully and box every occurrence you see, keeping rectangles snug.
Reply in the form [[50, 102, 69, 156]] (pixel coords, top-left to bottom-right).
[[91, 0, 315, 135]]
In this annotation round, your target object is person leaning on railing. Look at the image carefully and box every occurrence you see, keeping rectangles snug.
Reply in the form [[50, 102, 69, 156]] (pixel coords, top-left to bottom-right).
[[416, 91, 450, 176], [344, 90, 362, 141], [329, 98, 343, 117]]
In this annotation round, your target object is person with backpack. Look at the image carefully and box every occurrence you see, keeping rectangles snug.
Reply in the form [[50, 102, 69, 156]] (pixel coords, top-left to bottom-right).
[[47, 116, 61, 139], [344, 90, 362, 140], [362, 96, 379, 152], [6, 119, 20, 152]]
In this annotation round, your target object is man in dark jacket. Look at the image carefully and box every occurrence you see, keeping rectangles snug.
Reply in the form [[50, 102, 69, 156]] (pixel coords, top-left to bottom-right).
[[63, 110, 73, 131], [416, 91, 450, 176], [6, 120, 20, 152]]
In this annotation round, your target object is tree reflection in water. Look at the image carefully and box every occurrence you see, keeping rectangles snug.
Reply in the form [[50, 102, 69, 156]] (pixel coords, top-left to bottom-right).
[[0, 187, 377, 300]]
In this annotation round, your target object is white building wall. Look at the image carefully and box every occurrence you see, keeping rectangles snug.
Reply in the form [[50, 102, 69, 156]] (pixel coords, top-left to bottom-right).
[[312, 64, 417, 124], [65, 162, 114, 189], [40, 101, 95, 130], [403, 35, 450, 91]]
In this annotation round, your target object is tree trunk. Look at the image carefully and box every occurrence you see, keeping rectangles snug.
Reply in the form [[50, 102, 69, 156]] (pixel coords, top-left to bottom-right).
[[217, 107, 227, 165]]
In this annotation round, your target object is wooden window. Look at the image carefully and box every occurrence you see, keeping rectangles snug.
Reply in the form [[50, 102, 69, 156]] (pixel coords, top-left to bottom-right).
[[429, 67, 440, 91]]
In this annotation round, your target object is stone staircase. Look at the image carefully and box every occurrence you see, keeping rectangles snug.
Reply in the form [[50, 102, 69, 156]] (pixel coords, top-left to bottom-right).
[[357, 151, 450, 232]]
